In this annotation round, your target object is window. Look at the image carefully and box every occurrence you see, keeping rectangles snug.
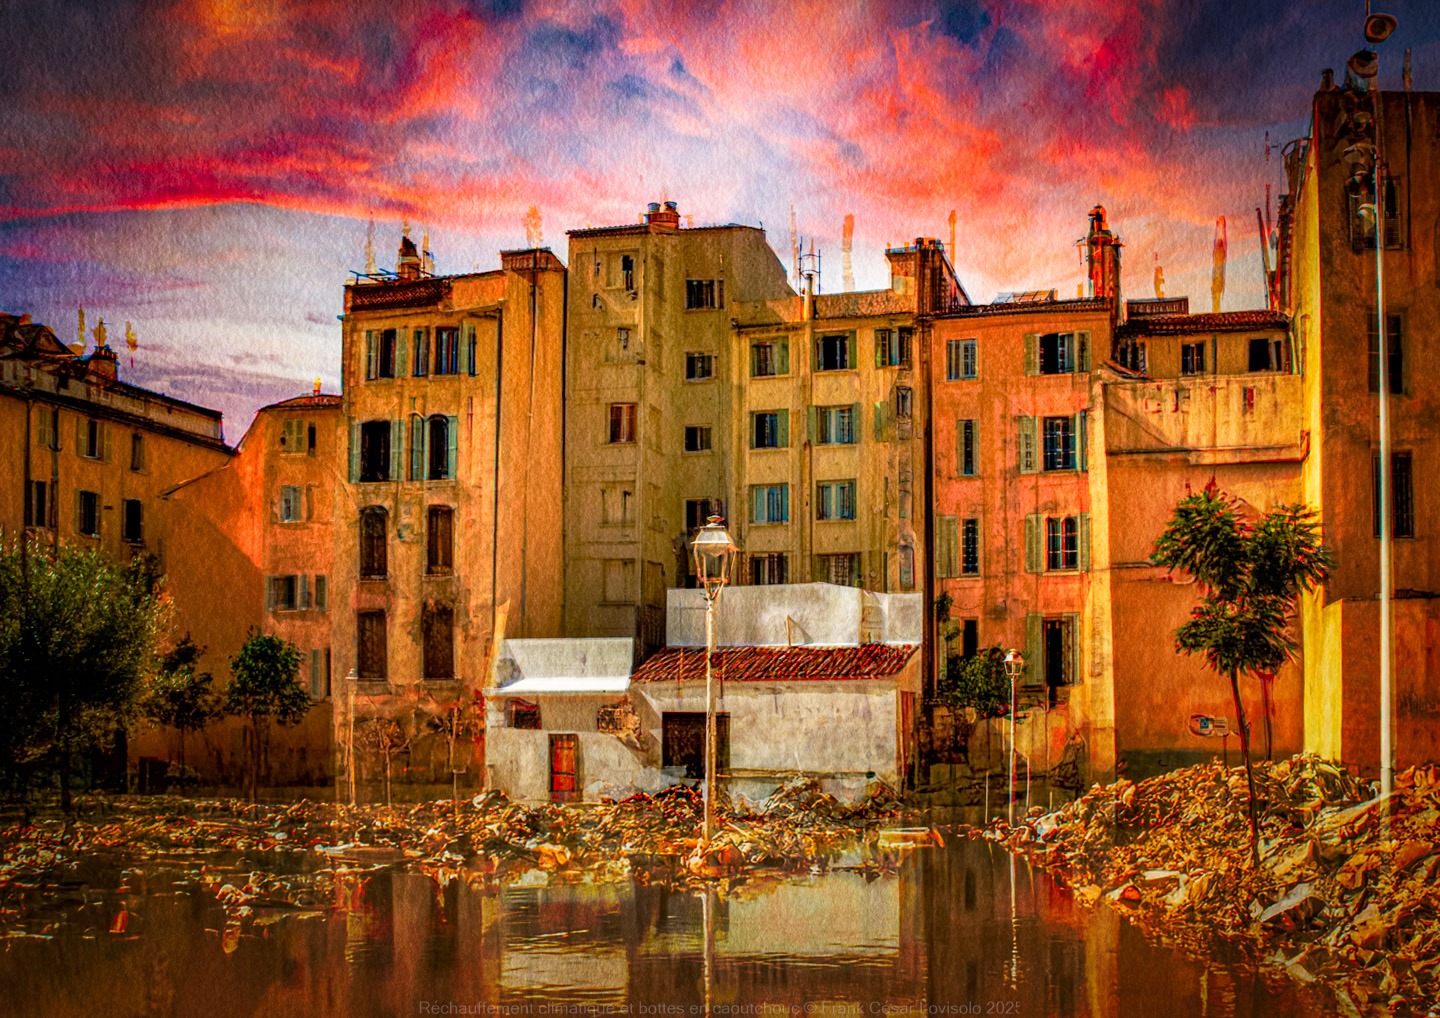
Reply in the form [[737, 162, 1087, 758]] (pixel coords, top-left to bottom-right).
[[427, 505, 454, 574], [412, 328, 429, 376], [816, 480, 857, 521], [268, 576, 299, 612], [751, 410, 787, 449], [434, 327, 459, 375], [24, 480, 50, 528], [936, 515, 958, 579], [508, 700, 542, 729], [685, 498, 723, 531], [602, 559, 635, 603], [814, 405, 856, 445], [895, 387, 913, 419], [684, 425, 712, 452], [122, 499, 143, 543], [617, 327, 631, 351], [875, 327, 912, 368], [946, 339, 978, 380], [314, 575, 328, 612], [685, 278, 723, 309], [663, 712, 729, 779], [1038, 615, 1078, 702], [750, 553, 788, 585], [365, 329, 397, 380], [818, 552, 860, 586], [130, 433, 145, 471], [962, 518, 979, 575], [427, 415, 454, 480], [750, 484, 789, 524], [360, 506, 388, 578], [1117, 342, 1146, 373], [309, 648, 331, 700], [76, 490, 99, 537], [1042, 416, 1076, 471], [81, 418, 103, 459], [359, 421, 392, 482], [1046, 517, 1080, 571], [1367, 313, 1404, 395], [280, 419, 305, 454], [1248, 336, 1291, 373], [1373, 452, 1415, 539], [961, 619, 979, 659], [1028, 331, 1090, 375], [1349, 178, 1403, 251], [751, 339, 788, 377], [958, 420, 977, 476], [815, 333, 851, 371], [608, 403, 637, 444], [36, 407, 59, 450], [308, 423, 317, 456], [423, 604, 455, 680], [356, 610, 387, 679], [280, 485, 304, 522], [1181, 342, 1206, 376], [685, 352, 715, 380], [621, 254, 635, 291]]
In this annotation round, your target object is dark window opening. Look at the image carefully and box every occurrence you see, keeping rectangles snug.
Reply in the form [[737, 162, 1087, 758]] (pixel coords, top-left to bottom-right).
[[509, 700, 541, 729], [1042, 618, 1073, 705], [427, 505, 454, 574], [130, 433, 145, 471], [359, 421, 391, 482], [816, 333, 851, 371], [77, 490, 99, 537], [122, 498, 143, 544], [621, 255, 635, 291], [1181, 342, 1206, 375], [662, 711, 729, 779], [609, 404, 637, 444], [307, 423, 317, 455], [423, 604, 454, 680], [1373, 452, 1415, 539], [685, 278, 723, 309], [427, 415, 450, 480], [25, 480, 49, 528], [752, 412, 781, 449], [751, 553, 787, 585], [356, 610, 387, 679], [360, 506, 388, 578], [1248, 336, 1288, 373], [961, 518, 979, 575], [684, 425, 712, 452], [1039, 333, 1075, 374], [1367, 313, 1404, 394], [377, 329, 397, 378], [960, 419, 977, 476], [434, 327, 459, 375], [84, 419, 101, 458], [961, 619, 979, 659], [685, 352, 714, 380], [685, 498, 723, 532]]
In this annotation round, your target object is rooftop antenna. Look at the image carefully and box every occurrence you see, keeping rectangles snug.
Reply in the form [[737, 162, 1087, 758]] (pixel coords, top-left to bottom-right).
[[841, 214, 855, 292], [364, 217, 376, 275], [1403, 47, 1412, 90], [1256, 207, 1274, 310], [1211, 216, 1227, 313], [421, 229, 433, 275], [789, 206, 800, 290]]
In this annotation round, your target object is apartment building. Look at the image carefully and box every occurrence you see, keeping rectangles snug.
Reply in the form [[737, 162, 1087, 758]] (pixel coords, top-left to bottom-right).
[[335, 238, 566, 762], [563, 201, 793, 653], [1285, 84, 1440, 770]]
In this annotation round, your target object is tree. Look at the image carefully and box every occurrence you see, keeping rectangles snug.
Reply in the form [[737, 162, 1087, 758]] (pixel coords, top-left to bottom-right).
[[427, 694, 483, 802], [0, 540, 167, 809], [1151, 487, 1330, 863], [141, 634, 223, 772], [356, 714, 412, 805], [225, 631, 308, 800], [935, 646, 1011, 765]]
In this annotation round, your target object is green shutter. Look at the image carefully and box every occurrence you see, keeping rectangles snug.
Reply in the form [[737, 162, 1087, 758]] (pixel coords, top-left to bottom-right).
[[100, 422, 110, 462], [875, 329, 886, 368], [75, 417, 85, 456], [777, 410, 789, 448], [751, 486, 763, 523], [299, 574, 311, 610], [265, 577, 276, 612], [1076, 411, 1089, 471], [365, 331, 376, 379], [447, 415, 459, 478], [410, 416, 423, 480], [1066, 612, 1083, 684], [315, 575, 328, 612], [750, 344, 759, 377], [807, 406, 818, 443], [1018, 416, 1037, 474], [459, 326, 472, 375], [348, 423, 360, 482], [1025, 613, 1043, 686], [850, 402, 861, 443], [1024, 514, 1041, 573], [396, 330, 407, 376], [777, 339, 789, 374], [1077, 331, 1091, 372], [1079, 513, 1091, 572], [874, 401, 889, 442], [389, 419, 403, 480], [36, 408, 50, 449], [1023, 333, 1039, 376]]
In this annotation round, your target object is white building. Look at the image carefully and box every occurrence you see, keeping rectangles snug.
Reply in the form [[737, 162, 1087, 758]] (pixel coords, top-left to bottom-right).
[[484, 583, 923, 803]]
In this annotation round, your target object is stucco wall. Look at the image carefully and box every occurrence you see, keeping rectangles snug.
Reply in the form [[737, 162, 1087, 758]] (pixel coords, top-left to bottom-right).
[[665, 583, 922, 647]]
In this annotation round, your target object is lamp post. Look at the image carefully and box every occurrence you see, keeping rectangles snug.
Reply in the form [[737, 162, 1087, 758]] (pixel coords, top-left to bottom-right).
[[692, 516, 738, 847], [1003, 649, 1024, 826]]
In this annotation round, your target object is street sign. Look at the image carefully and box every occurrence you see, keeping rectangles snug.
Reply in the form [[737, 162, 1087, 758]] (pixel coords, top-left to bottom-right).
[[1188, 714, 1231, 737]]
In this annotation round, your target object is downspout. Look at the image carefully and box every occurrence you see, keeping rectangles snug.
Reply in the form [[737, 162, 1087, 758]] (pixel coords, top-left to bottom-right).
[[518, 252, 539, 637], [491, 307, 505, 646], [560, 257, 570, 633]]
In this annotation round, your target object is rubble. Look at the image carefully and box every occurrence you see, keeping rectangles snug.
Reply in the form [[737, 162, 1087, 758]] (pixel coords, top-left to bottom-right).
[[989, 755, 1440, 1014], [0, 778, 917, 942]]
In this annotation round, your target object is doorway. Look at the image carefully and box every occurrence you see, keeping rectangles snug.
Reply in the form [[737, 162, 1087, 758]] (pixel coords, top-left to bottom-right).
[[549, 734, 579, 803]]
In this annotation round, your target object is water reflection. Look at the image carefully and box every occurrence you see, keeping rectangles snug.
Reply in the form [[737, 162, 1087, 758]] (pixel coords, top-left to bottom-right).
[[0, 839, 1335, 1017]]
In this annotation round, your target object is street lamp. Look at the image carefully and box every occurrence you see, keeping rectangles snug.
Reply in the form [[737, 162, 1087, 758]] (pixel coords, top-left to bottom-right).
[[692, 516, 738, 847], [1003, 649, 1024, 826]]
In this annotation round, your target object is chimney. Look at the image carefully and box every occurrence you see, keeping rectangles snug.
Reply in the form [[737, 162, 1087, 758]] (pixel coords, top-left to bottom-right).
[[1085, 206, 1123, 318], [396, 234, 422, 281], [645, 200, 681, 229], [802, 270, 815, 320], [87, 344, 118, 380]]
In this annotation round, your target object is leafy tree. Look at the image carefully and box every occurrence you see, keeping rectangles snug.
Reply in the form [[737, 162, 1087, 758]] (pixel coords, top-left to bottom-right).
[[141, 634, 223, 771], [225, 630, 308, 799], [1152, 487, 1330, 862], [935, 646, 1011, 766], [0, 540, 167, 809]]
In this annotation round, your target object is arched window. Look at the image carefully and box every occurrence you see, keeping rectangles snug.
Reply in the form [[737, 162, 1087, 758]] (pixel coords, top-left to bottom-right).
[[359, 506, 388, 578]]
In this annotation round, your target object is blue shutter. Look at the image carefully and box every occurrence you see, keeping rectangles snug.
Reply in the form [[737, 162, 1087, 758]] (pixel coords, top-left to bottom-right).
[[781, 484, 789, 523], [447, 414, 459, 479]]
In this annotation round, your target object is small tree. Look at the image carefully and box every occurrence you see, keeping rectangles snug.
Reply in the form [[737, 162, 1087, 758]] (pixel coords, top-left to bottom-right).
[[936, 646, 1011, 764], [1152, 487, 1330, 863], [142, 634, 223, 772], [427, 694, 483, 802], [356, 715, 412, 805], [226, 631, 308, 800]]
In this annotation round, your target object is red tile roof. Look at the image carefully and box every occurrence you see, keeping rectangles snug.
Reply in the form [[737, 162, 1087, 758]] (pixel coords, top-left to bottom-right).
[[264, 394, 342, 410], [1118, 310, 1289, 337], [631, 644, 917, 683], [940, 297, 1111, 319]]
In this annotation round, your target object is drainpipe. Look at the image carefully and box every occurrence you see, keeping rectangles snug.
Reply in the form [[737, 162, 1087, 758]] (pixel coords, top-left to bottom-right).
[[518, 252, 539, 638], [492, 308, 505, 649]]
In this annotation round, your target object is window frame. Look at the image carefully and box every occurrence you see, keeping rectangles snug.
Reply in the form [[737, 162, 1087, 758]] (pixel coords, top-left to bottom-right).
[[750, 483, 790, 525], [683, 425, 712, 453], [815, 405, 856, 445], [427, 504, 455, 574], [77, 489, 100, 537], [684, 351, 715, 381], [279, 484, 304, 523], [1045, 516, 1080, 571], [815, 332, 852, 372], [815, 480, 857, 521], [122, 498, 143, 544], [356, 609, 388, 680], [359, 505, 389, 579], [1041, 416, 1077, 471], [608, 403, 637, 444]]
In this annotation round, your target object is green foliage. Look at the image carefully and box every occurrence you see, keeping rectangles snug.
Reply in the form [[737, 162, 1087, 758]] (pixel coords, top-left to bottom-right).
[[0, 540, 168, 800], [933, 592, 954, 623], [937, 646, 1010, 720], [143, 635, 223, 736], [226, 631, 308, 726]]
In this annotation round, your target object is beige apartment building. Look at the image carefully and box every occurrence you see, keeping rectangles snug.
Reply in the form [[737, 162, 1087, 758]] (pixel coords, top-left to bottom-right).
[[562, 201, 793, 652], [335, 238, 566, 761]]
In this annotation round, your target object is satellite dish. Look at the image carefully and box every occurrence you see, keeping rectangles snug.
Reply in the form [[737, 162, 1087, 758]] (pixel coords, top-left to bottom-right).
[[1365, 13, 1397, 44]]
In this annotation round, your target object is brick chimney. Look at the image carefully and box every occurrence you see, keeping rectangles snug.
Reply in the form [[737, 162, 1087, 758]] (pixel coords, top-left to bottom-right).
[[645, 200, 681, 229], [1085, 206, 1123, 318]]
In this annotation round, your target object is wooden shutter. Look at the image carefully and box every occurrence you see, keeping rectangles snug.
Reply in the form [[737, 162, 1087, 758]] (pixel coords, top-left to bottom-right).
[[1076, 331, 1090, 372], [751, 486, 764, 523], [875, 329, 888, 367], [264, 576, 276, 612], [309, 649, 324, 699], [780, 484, 790, 523], [1023, 333, 1039, 376], [1076, 411, 1089, 471], [937, 515, 958, 578], [299, 574, 311, 610], [314, 575, 328, 612], [1078, 513, 1091, 572], [776, 338, 789, 374], [365, 331, 376, 379], [1025, 612, 1043, 687], [777, 410, 789, 448], [1018, 416, 1037, 474], [447, 415, 459, 478], [458, 326, 472, 374], [750, 344, 759, 377], [348, 423, 361, 482], [395, 330, 407, 376], [36, 408, 51, 449], [806, 406, 818, 443], [849, 402, 861, 443], [1024, 514, 1041, 573], [389, 419, 403, 480], [1066, 613, 1082, 685], [874, 401, 890, 442], [409, 416, 423, 480]]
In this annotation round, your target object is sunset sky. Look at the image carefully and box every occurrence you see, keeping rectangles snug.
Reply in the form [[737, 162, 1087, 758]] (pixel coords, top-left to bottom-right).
[[3, 0, 1438, 435]]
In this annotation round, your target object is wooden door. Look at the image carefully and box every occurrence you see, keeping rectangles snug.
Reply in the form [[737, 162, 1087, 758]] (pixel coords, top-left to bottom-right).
[[550, 734, 579, 803]]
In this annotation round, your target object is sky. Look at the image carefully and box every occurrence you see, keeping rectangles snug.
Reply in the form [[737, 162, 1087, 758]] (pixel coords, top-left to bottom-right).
[[3, 0, 1438, 437]]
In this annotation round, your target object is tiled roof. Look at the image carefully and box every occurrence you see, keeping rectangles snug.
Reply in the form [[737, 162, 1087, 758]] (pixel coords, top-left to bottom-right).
[[940, 297, 1111, 319], [1119, 310, 1289, 337], [814, 290, 914, 318], [264, 393, 342, 410], [631, 644, 917, 683], [346, 277, 451, 311]]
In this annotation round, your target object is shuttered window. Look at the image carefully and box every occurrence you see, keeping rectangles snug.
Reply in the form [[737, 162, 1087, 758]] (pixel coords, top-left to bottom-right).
[[356, 611, 387, 679], [936, 515, 959, 579], [427, 506, 454, 573]]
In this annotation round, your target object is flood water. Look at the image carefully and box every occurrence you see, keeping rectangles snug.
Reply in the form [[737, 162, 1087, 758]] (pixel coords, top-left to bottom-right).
[[0, 838, 1337, 1018]]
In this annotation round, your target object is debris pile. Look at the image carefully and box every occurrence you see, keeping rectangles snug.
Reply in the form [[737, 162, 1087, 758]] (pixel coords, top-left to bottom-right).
[[994, 755, 1440, 1013]]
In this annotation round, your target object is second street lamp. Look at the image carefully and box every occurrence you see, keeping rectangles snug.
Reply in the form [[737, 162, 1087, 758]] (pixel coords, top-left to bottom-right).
[[1003, 649, 1024, 826], [692, 515, 738, 848]]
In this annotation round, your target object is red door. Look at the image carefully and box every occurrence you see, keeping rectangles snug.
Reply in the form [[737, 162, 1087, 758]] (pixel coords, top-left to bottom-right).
[[550, 734, 579, 803]]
